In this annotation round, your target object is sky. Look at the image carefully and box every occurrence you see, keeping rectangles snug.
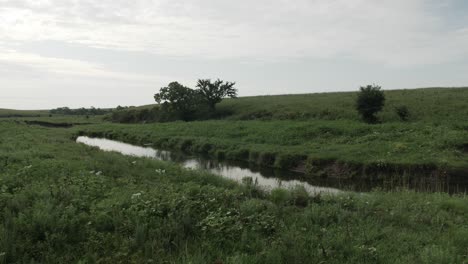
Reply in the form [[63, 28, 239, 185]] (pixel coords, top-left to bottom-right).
[[1, 0, 468, 109]]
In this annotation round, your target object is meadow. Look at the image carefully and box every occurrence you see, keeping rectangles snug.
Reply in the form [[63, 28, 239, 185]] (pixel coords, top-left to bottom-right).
[[1, 87, 467, 263], [0, 121, 467, 263], [216, 87, 468, 122], [94, 87, 468, 187]]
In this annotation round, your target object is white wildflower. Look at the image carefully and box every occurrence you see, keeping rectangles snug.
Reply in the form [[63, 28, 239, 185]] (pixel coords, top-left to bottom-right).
[[95, 171, 102, 176], [131, 192, 142, 199]]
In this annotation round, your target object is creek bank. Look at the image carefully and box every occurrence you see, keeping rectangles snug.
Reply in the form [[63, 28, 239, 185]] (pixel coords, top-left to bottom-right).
[[75, 130, 467, 193]]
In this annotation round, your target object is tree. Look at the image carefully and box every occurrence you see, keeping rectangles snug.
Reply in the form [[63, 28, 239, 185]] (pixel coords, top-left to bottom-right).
[[154, 82, 201, 120], [356, 84, 385, 123], [196, 79, 237, 111]]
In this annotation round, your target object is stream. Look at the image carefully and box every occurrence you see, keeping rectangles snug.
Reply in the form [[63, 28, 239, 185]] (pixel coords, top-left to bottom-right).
[[77, 136, 467, 195]]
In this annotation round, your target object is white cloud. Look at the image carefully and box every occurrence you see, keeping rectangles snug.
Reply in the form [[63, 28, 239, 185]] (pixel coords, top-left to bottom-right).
[[0, 0, 467, 66], [0, 47, 174, 83], [0, 0, 467, 109]]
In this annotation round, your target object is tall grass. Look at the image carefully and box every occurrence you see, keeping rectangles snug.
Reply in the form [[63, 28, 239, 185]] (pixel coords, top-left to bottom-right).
[[0, 121, 467, 263]]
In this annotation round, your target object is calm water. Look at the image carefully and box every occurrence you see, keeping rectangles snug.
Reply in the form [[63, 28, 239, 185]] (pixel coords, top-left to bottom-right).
[[76, 136, 467, 195]]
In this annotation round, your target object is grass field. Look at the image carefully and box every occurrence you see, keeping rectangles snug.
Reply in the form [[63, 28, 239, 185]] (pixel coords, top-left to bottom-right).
[[0, 109, 47, 118], [1, 87, 467, 263], [0, 121, 467, 263], [216, 87, 468, 122]]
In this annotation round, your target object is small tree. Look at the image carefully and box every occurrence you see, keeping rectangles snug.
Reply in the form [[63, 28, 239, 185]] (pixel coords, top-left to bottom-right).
[[196, 79, 237, 111], [356, 84, 385, 123]]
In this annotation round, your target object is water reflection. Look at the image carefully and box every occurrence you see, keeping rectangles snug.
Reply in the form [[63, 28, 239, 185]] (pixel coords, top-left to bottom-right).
[[76, 136, 340, 195]]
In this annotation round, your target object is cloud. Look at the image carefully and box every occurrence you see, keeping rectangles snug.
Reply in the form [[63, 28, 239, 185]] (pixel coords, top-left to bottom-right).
[[1, 0, 468, 66], [0, 47, 174, 84]]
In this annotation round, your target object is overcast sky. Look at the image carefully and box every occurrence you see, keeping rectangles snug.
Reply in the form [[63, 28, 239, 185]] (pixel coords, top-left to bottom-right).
[[1, 0, 468, 109]]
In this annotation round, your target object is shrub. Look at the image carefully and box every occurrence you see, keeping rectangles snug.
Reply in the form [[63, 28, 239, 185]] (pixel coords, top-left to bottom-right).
[[395, 105, 410, 121], [356, 84, 385, 123]]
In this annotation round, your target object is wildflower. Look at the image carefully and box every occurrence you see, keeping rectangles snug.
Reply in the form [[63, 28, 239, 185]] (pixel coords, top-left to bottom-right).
[[131, 192, 142, 199], [24, 165, 32, 169], [132, 161, 137, 165], [95, 171, 102, 176]]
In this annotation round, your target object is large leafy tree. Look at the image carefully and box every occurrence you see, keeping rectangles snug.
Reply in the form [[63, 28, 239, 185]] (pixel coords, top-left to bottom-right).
[[196, 79, 237, 111], [356, 84, 385, 123], [154, 82, 200, 120]]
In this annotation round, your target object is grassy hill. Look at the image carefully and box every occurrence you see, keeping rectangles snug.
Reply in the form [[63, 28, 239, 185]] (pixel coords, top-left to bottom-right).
[[123, 87, 468, 123], [217, 87, 468, 122]]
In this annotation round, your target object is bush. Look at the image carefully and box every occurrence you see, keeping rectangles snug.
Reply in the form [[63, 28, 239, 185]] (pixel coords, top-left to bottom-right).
[[270, 188, 290, 206], [356, 84, 385, 123], [395, 105, 410, 121]]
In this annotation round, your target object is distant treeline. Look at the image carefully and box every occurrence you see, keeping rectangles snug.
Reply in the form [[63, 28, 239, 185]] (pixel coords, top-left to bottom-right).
[[50, 107, 111, 116]]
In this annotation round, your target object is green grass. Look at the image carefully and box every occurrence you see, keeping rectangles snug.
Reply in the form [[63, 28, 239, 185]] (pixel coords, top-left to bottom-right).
[[20, 115, 104, 124], [76, 119, 468, 178], [75, 87, 468, 180], [0, 121, 467, 263], [129, 87, 468, 122], [0, 109, 48, 118], [216, 87, 468, 122], [0, 108, 105, 124]]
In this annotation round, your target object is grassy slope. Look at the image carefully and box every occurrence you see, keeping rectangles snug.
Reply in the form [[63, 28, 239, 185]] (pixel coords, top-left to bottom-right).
[[122, 87, 468, 122], [0, 121, 467, 263], [217, 87, 468, 122]]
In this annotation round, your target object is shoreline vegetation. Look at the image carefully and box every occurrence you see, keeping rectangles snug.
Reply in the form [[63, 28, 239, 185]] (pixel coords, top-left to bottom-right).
[[75, 119, 467, 186]]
